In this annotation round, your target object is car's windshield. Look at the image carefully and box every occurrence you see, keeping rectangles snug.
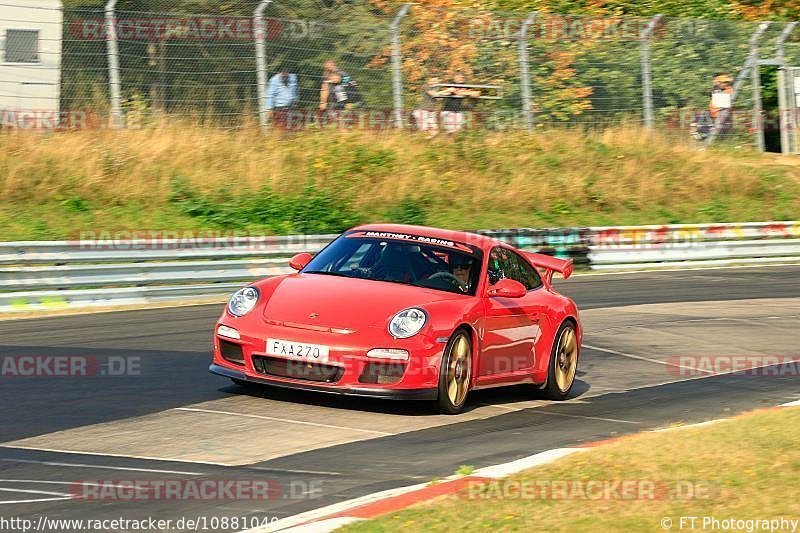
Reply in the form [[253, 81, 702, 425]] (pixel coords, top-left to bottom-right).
[[302, 231, 483, 295]]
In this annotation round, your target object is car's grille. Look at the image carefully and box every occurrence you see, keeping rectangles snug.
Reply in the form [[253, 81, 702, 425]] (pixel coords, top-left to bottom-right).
[[219, 339, 245, 365], [359, 362, 407, 384], [252, 355, 344, 383]]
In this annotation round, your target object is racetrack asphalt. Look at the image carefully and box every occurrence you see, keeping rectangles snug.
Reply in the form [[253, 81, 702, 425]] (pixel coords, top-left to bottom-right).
[[1, 265, 799, 531]]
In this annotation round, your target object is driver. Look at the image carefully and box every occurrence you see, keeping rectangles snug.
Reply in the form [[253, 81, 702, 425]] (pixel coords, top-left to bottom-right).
[[450, 255, 473, 291]]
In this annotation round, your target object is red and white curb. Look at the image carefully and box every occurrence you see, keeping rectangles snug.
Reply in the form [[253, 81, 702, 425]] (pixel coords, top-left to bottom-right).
[[246, 399, 800, 533]]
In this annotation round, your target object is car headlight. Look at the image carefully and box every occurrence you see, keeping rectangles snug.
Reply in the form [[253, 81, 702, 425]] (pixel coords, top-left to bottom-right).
[[389, 308, 427, 339], [228, 287, 260, 317]]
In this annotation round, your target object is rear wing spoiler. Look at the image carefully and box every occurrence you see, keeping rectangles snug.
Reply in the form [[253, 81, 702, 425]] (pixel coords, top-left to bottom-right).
[[523, 252, 573, 283]]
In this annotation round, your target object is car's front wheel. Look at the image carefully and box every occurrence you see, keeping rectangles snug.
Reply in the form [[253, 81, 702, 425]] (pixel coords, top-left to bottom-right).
[[541, 321, 579, 400], [436, 329, 473, 414]]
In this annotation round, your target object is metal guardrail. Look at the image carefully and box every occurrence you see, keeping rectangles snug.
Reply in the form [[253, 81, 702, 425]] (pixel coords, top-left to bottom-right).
[[1, 222, 798, 313], [0, 235, 338, 265]]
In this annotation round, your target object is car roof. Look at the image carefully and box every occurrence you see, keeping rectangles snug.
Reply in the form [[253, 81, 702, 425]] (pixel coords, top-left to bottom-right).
[[350, 223, 504, 251]]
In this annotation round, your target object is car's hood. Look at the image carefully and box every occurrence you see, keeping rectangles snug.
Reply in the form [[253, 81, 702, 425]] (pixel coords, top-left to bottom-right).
[[260, 273, 467, 331]]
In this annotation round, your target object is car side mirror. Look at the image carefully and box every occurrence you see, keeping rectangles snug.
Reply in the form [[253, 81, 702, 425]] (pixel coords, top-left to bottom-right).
[[289, 252, 313, 271], [486, 278, 526, 298]]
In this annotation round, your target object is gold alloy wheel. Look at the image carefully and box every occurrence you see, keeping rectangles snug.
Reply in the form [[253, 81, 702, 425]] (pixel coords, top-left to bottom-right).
[[554, 326, 578, 393], [447, 333, 472, 406]]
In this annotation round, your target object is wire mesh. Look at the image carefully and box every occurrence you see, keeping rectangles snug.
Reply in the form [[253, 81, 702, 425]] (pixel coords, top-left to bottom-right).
[[0, 0, 796, 148]]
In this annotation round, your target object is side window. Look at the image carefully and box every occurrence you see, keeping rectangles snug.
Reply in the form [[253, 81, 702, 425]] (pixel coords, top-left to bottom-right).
[[487, 247, 508, 285], [507, 250, 543, 291], [487, 248, 505, 285]]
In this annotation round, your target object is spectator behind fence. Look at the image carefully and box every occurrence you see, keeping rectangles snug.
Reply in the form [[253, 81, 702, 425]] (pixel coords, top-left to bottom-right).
[[440, 71, 481, 134], [320, 59, 362, 112], [689, 72, 733, 141], [319, 60, 338, 111], [412, 76, 443, 136], [710, 72, 733, 120], [265, 66, 298, 124]]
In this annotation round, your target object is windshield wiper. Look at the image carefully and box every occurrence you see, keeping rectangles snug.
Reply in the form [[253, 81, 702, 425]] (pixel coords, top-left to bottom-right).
[[302, 270, 355, 278]]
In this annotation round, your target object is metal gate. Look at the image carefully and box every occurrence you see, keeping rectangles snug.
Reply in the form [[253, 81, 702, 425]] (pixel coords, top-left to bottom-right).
[[778, 66, 800, 154]]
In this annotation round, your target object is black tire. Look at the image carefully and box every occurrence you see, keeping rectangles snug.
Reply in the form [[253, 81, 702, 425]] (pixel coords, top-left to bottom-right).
[[436, 329, 473, 414], [540, 321, 579, 401]]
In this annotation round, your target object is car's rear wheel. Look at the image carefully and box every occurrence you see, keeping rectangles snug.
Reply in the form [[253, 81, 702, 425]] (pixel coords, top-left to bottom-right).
[[436, 329, 472, 414], [541, 321, 579, 400]]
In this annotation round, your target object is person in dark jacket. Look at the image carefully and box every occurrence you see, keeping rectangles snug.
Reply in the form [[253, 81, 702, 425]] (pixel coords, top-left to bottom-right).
[[440, 71, 481, 133]]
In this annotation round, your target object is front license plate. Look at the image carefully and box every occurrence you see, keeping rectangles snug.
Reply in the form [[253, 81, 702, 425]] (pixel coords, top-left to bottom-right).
[[266, 338, 330, 362]]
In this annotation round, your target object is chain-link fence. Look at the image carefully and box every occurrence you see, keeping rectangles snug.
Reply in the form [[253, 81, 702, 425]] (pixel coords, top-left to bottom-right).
[[3, 1, 800, 150]]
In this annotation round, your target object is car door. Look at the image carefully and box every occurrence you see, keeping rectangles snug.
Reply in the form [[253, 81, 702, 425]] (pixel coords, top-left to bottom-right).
[[504, 249, 546, 370], [478, 247, 543, 383]]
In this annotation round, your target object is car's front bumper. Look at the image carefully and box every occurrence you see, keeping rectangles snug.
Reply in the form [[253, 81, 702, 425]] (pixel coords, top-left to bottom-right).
[[209, 363, 438, 400], [209, 315, 445, 401]]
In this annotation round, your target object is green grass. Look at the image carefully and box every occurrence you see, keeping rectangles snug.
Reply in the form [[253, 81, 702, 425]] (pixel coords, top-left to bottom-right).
[[341, 407, 800, 532], [1, 125, 799, 240]]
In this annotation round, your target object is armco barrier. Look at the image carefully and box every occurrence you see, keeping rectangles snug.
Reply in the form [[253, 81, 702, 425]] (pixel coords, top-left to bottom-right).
[[1, 221, 798, 312]]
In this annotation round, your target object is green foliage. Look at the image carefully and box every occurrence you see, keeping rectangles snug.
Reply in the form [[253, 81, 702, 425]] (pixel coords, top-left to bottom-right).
[[695, 198, 730, 220], [383, 195, 428, 225], [59, 195, 92, 213], [456, 465, 475, 476], [167, 176, 362, 234]]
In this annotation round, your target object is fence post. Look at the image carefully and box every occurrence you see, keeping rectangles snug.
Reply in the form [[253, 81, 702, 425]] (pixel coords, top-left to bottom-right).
[[518, 12, 538, 132], [752, 50, 765, 152], [776, 22, 797, 64], [105, 0, 123, 128], [640, 14, 662, 131], [776, 22, 797, 154], [390, 4, 411, 129], [254, 0, 272, 132], [706, 22, 770, 148]]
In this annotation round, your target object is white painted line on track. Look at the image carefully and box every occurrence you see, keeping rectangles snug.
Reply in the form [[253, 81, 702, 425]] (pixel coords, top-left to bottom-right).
[[0, 457, 207, 475], [279, 517, 364, 533], [583, 343, 716, 374], [486, 402, 639, 424], [779, 399, 800, 407], [0, 479, 142, 489], [473, 448, 587, 479], [586, 315, 800, 336], [251, 481, 433, 532], [0, 497, 73, 505], [247, 447, 591, 532], [173, 407, 394, 436], [531, 411, 641, 425], [570, 261, 800, 277], [651, 419, 727, 432], [0, 488, 71, 497], [249, 467, 343, 476]]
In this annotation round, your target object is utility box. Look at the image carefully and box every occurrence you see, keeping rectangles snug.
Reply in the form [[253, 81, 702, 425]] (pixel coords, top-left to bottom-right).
[[0, 0, 63, 126]]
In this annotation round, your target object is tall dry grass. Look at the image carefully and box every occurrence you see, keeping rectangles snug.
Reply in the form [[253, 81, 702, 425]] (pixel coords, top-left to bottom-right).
[[0, 123, 798, 239]]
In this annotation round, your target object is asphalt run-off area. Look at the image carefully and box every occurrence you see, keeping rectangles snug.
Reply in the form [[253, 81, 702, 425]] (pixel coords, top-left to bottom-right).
[[1, 265, 799, 531]]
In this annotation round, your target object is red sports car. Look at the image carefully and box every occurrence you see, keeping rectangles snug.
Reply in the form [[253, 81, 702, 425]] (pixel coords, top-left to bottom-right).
[[210, 224, 581, 414]]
